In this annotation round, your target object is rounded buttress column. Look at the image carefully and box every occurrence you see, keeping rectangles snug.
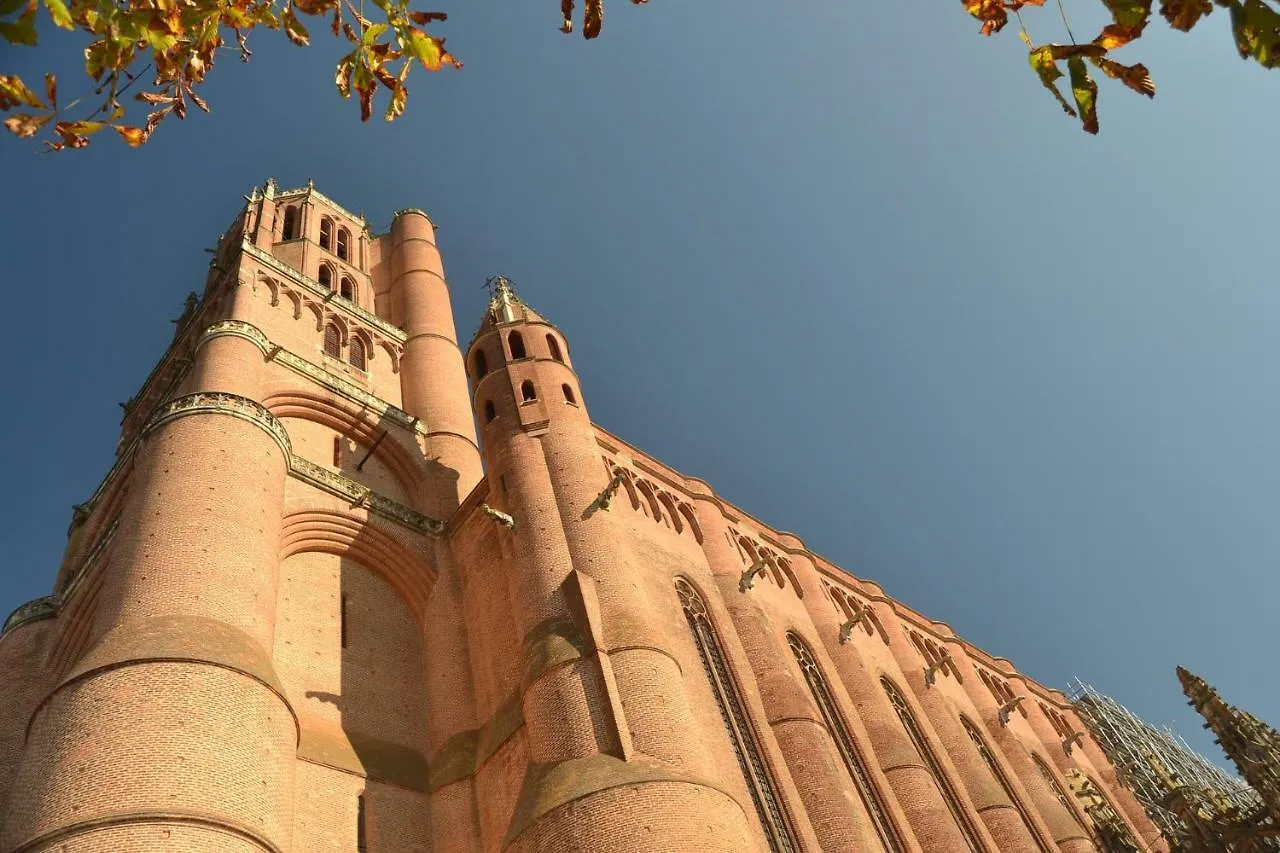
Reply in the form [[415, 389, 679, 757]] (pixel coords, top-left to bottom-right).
[[1, 341, 296, 853], [875, 613, 1028, 852], [692, 503, 887, 852], [389, 211, 482, 516], [949, 652, 1097, 853]]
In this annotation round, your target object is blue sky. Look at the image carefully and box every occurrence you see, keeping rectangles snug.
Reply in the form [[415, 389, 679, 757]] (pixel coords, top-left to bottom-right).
[[1, 0, 1274, 771]]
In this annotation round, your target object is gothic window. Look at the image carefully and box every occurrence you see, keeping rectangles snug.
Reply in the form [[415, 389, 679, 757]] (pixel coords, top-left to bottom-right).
[[320, 217, 333, 251], [521, 380, 537, 402], [483, 400, 496, 423], [318, 263, 334, 290], [508, 330, 526, 359], [350, 336, 367, 371], [547, 333, 563, 362], [881, 677, 984, 852], [474, 349, 489, 379], [674, 578, 797, 853], [282, 205, 300, 240], [787, 632, 904, 852], [1032, 754, 1087, 828], [324, 323, 341, 358], [337, 227, 350, 261], [961, 716, 1053, 852], [340, 275, 356, 301], [562, 383, 576, 404], [333, 436, 342, 467], [340, 593, 349, 648]]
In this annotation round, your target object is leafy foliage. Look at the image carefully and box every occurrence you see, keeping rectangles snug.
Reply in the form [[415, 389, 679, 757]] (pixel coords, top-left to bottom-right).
[[0, 0, 1275, 147]]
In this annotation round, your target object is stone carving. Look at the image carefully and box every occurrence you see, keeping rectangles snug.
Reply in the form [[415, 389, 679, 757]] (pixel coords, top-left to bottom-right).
[[1, 596, 58, 636], [480, 503, 515, 529], [289, 455, 443, 535], [144, 392, 293, 460]]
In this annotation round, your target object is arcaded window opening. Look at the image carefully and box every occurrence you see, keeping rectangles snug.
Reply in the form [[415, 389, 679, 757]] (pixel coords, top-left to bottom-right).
[[882, 676, 984, 852], [282, 205, 300, 240], [508, 331, 526, 359], [333, 436, 342, 467], [340, 276, 356, 301], [349, 336, 367, 371], [318, 264, 334, 290], [320, 217, 333, 251], [1033, 754, 1088, 828], [788, 632, 905, 852], [337, 227, 350, 260], [547, 334, 563, 362], [483, 400, 497, 423], [356, 793, 368, 851], [323, 323, 341, 358], [474, 349, 489, 379], [562, 383, 576, 404], [521, 380, 537, 402], [961, 716, 1053, 852], [674, 577, 797, 853]]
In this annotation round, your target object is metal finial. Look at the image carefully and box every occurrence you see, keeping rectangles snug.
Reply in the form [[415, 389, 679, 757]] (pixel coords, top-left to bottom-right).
[[485, 275, 521, 323]]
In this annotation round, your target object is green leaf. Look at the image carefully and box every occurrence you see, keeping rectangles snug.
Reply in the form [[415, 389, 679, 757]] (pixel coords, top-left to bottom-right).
[[282, 5, 309, 44], [0, 1, 38, 44], [1028, 46, 1077, 118], [1093, 0, 1152, 47], [361, 21, 387, 43], [0, 0, 25, 16], [1068, 55, 1099, 133], [1229, 0, 1280, 67], [43, 0, 71, 28]]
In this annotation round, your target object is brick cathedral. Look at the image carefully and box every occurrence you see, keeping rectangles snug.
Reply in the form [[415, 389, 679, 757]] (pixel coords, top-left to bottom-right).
[[0, 181, 1166, 853]]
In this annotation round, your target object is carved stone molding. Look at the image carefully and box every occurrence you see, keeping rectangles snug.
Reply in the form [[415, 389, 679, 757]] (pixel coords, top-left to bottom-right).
[[242, 241, 406, 343], [200, 320, 425, 437], [288, 455, 443, 535], [1, 595, 58, 637], [143, 392, 293, 460], [60, 518, 120, 602]]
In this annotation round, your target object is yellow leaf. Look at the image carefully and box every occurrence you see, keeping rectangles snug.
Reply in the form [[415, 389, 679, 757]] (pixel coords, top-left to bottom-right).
[[1068, 55, 1099, 134], [0, 74, 45, 109], [44, 72, 55, 108], [43, 0, 71, 28], [3, 112, 52, 137], [283, 6, 309, 45], [1028, 46, 1077, 118], [384, 81, 406, 120], [112, 124, 147, 146]]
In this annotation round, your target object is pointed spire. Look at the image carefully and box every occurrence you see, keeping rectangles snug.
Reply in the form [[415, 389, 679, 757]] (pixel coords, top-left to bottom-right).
[[1178, 666, 1280, 826], [486, 275, 522, 324]]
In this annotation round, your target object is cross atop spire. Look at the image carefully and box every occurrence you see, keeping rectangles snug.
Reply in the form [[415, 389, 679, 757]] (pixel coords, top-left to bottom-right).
[[485, 275, 522, 324]]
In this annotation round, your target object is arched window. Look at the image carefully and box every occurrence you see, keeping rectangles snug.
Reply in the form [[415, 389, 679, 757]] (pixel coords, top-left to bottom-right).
[[318, 264, 333, 290], [961, 716, 1054, 852], [562, 383, 576, 404], [474, 349, 489, 379], [881, 677, 984, 851], [357, 793, 368, 852], [547, 333, 563, 362], [1081, 775, 1140, 851], [521, 380, 537, 402], [320, 217, 333, 251], [1031, 754, 1087, 828], [324, 323, 341, 358], [483, 400, 497, 423], [349, 336, 367, 370], [675, 578, 797, 853], [508, 330, 526, 359], [282, 205, 300, 240], [340, 276, 355, 301], [788, 633, 904, 852], [336, 227, 350, 260]]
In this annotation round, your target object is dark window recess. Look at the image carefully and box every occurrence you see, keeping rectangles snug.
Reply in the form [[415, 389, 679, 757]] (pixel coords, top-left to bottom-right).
[[508, 331, 526, 359], [356, 793, 367, 851], [324, 324, 341, 358]]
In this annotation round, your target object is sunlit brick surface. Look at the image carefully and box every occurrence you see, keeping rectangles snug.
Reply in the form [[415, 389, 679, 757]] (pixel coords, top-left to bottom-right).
[[0, 185, 1165, 853]]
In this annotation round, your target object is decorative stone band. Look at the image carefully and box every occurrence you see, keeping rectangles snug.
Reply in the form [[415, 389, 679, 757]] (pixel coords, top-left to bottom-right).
[[143, 391, 294, 461], [241, 240, 406, 344], [1, 595, 58, 636], [7, 810, 285, 853], [60, 518, 119, 603], [204, 321, 427, 439], [289, 456, 443, 536]]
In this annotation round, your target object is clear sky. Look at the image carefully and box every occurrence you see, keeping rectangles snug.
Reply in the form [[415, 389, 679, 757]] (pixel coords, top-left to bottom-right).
[[1, 0, 1274, 772]]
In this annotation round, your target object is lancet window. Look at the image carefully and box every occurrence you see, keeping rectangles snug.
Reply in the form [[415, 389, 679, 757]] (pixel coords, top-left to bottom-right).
[[881, 676, 984, 852], [324, 323, 341, 359], [1032, 754, 1087, 827], [674, 578, 797, 853], [961, 716, 1053, 852], [787, 632, 904, 852], [349, 336, 367, 370]]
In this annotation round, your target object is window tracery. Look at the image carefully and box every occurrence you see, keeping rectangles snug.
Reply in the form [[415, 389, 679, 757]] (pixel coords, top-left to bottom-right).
[[882, 676, 984, 852], [675, 578, 797, 853], [961, 716, 1053, 852], [787, 632, 904, 852]]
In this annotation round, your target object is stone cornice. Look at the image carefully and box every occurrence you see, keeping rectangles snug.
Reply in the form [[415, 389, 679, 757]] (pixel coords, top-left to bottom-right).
[[144, 391, 294, 460], [200, 321, 426, 437], [241, 240, 407, 343], [1, 596, 58, 637], [289, 456, 443, 536]]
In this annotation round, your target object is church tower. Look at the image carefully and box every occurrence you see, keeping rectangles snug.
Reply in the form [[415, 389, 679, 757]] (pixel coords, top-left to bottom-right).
[[0, 182, 1166, 853]]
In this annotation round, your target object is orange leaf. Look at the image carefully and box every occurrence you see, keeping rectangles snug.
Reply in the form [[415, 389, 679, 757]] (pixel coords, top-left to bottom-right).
[[1090, 56, 1156, 96], [3, 112, 52, 137], [112, 124, 147, 146], [0, 74, 45, 110], [407, 10, 446, 24], [1160, 0, 1214, 29], [44, 73, 56, 108], [583, 0, 602, 37]]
